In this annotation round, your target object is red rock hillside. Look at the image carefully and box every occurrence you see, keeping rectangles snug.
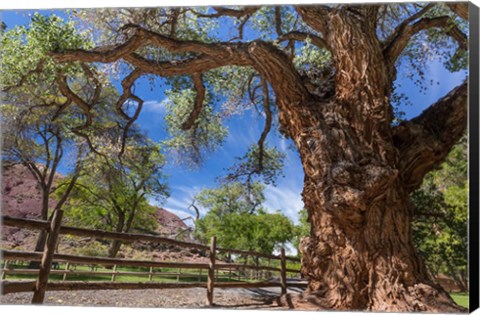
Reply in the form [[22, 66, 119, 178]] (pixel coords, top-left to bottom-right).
[[1, 162, 189, 249]]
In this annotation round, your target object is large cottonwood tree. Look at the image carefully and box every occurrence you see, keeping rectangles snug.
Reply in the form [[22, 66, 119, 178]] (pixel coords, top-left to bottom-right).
[[14, 2, 470, 312]]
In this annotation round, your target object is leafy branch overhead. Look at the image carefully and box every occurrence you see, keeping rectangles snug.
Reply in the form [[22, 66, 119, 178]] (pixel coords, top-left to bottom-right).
[[40, 4, 466, 169], [1, 3, 471, 312]]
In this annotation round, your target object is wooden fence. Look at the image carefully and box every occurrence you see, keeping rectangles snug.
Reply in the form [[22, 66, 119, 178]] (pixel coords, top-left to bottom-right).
[[1, 214, 305, 306]]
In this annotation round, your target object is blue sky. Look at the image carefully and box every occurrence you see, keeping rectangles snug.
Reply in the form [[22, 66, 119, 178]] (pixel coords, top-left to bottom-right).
[[1, 7, 468, 227]]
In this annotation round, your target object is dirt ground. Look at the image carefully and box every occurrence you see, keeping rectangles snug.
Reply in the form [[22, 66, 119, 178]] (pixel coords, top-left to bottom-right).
[[1, 287, 307, 310]]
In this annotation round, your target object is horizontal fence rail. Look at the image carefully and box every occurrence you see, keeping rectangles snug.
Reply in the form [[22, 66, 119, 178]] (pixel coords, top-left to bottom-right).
[[2, 250, 211, 269], [2, 216, 300, 262], [1, 215, 305, 305], [2, 216, 210, 251]]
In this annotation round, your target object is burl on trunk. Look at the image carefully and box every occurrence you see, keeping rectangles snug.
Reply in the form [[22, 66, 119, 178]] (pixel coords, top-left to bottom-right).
[[49, 3, 469, 312], [285, 7, 468, 312]]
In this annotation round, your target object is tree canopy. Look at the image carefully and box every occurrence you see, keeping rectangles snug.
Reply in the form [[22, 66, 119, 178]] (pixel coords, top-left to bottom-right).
[[193, 181, 295, 254], [411, 135, 468, 291], [0, 3, 471, 312]]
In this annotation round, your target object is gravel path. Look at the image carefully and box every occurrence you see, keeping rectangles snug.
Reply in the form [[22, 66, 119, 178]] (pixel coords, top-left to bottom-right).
[[1, 287, 304, 310]]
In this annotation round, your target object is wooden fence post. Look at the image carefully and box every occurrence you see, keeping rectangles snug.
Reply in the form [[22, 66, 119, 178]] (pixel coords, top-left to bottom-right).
[[111, 265, 118, 282], [206, 236, 216, 306], [62, 262, 70, 281], [1, 260, 9, 280], [280, 247, 287, 295], [31, 209, 64, 304], [148, 267, 154, 282]]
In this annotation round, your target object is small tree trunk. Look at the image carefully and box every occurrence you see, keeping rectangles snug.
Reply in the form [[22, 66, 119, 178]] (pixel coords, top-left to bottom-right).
[[460, 269, 469, 292], [108, 213, 125, 259], [29, 192, 50, 269], [32, 230, 48, 253], [32, 209, 64, 304], [108, 240, 123, 259], [447, 263, 467, 292]]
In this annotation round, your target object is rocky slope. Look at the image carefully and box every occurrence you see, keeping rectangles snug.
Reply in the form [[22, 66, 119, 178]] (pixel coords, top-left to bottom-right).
[[1, 162, 192, 257]]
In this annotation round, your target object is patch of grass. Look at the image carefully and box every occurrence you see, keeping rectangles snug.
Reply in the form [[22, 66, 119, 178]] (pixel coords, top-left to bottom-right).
[[2, 262, 263, 283], [450, 292, 469, 308]]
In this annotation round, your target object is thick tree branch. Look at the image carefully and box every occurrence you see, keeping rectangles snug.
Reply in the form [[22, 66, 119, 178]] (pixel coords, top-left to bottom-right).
[[56, 73, 93, 131], [80, 64, 102, 105], [52, 25, 252, 76], [295, 6, 331, 36], [247, 41, 312, 106], [124, 53, 250, 78], [275, 7, 283, 36], [192, 6, 260, 19], [181, 73, 205, 130], [52, 28, 145, 63], [446, 2, 469, 21], [52, 24, 310, 119], [169, 8, 180, 38], [114, 69, 144, 157], [257, 78, 273, 171], [383, 3, 435, 49], [277, 31, 330, 51], [384, 15, 468, 72], [51, 25, 310, 158], [392, 81, 468, 193]]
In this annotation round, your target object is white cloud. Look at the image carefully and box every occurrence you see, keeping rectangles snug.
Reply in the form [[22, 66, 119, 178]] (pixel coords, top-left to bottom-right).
[[142, 99, 167, 113], [174, 185, 203, 198], [164, 197, 188, 210], [263, 185, 304, 224]]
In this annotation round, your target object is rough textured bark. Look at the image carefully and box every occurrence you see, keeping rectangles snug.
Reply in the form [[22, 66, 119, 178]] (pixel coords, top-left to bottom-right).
[[50, 4, 469, 312], [288, 6, 465, 312]]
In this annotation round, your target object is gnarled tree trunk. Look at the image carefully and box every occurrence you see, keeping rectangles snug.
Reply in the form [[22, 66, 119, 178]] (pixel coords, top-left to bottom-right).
[[49, 3, 469, 312], [288, 79, 466, 312], [262, 6, 466, 312]]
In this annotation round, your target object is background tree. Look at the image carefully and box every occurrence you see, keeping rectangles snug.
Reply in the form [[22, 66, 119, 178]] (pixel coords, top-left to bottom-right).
[[193, 181, 295, 255], [411, 136, 468, 291], [0, 14, 98, 256], [60, 132, 169, 258], [292, 208, 311, 257], [1, 102, 86, 255], [15, 3, 470, 311]]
